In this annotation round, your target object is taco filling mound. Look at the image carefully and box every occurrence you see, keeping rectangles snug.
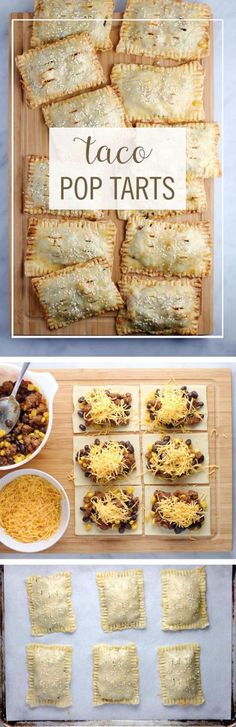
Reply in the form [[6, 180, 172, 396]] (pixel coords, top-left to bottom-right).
[[145, 436, 204, 480]]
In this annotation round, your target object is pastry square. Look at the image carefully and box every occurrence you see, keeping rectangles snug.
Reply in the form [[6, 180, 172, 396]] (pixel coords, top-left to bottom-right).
[[73, 433, 141, 486], [121, 218, 211, 278], [117, 276, 201, 336], [75, 485, 143, 535], [25, 217, 115, 276], [117, 0, 211, 61], [32, 259, 123, 330], [16, 33, 105, 108], [24, 156, 106, 219], [144, 485, 211, 537], [43, 86, 126, 127], [143, 431, 209, 484], [26, 643, 73, 708], [111, 62, 205, 124], [96, 570, 146, 631], [26, 571, 76, 635], [117, 179, 207, 219], [93, 643, 139, 704], [138, 122, 221, 179], [72, 384, 139, 432], [140, 383, 208, 431], [158, 643, 205, 705], [31, 0, 114, 50], [161, 567, 209, 630]]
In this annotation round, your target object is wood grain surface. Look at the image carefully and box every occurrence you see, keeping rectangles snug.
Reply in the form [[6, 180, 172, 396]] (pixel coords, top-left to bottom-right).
[[0, 368, 232, 553], [9, 14, 214, 337]]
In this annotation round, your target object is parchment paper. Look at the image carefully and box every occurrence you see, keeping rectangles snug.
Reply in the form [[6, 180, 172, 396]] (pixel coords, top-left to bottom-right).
[[4, 564, 232, 721]]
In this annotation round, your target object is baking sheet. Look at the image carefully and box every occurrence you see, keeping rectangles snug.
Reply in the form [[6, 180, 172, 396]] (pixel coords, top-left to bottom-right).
[[4, 564, 232, 721]]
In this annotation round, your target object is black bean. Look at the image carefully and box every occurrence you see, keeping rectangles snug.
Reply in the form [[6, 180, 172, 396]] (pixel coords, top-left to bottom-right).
[[186, 439, 192, 446], [78, 396, 85, 402], [79, 424, 86, 431], [197, 454, 204, 463], [78, 410, 84, 418], [5, 419, 13, 428], [181, 385, 187, 391], [162, 436, 171, 443], [174, 525, 185, 534], [189, 391, 198, 399], [198, 401, 204, 407], [155, 389, 160, 396], [82, 515, 91, 522], [94, 438, 100, 445]]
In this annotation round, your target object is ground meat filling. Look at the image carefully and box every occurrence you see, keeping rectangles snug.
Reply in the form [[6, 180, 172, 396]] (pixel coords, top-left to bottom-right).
[[76, 438, 136, 484], [146, 385, 204, 429], [145, 436, 205, 480], [77, 390, 132, 431], [80, 488, 140, 533], [0, 380, 48, 466], [151, 489, 206, 534]]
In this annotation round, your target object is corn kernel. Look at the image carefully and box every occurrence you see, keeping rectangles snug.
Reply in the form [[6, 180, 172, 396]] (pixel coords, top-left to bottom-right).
[[131, 522, 138, 530], [126, 486, 134, 494], [152, 518, 156, 525], [145, 514, 150, 522], [85, 523, 92, 531]]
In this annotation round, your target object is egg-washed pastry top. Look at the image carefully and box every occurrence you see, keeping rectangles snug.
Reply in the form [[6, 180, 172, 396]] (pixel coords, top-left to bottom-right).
[[111, 62, 205, 124], [32, 259, 123, 330], [117, 0, 211, 61], [26, 571, 76, 635], [93, 643, 139, 705], [26, 643, 73, 708], [31, 0, 114, 50], [16, 33, 105, 108], [150, 488, 207, 534], [158, 643, 204, 705], [121, 218, 211, 278], [117, 276, 201, 336], [25, 218, 116, 276], [96, 569, 146, 631], [161, 567, 209, 630], [117, 178, 207, 220], [24, 156, 106, 219], [43, 86, 126, 127], [138, 122, 221, 179]]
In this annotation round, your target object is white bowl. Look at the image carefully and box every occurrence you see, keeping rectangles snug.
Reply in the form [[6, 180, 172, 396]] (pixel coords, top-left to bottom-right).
[[0, 363, 58, 471], [0, 468, 70, 552]]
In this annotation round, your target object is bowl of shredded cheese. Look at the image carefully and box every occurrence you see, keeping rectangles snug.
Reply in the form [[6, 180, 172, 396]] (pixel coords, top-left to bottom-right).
[[0, 469, 70, 552], [0, 364, 58, 471]]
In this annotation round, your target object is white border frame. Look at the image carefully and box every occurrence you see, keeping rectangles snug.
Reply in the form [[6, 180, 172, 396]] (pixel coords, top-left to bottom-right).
[[10, 17, 224, 340]]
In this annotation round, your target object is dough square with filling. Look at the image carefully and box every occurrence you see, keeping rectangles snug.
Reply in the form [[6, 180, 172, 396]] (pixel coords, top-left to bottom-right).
[[117, 179, 207, 220], [111, 62, 205, 124], [120, 217, 212, 278], [26, 571, 76, 635], [24, 156, 106, 219], [96, 570, 146, 631], [140, 383, 208, 431], [25, 217, 115, 276], [74, 485, 143, 536], [144, 485, 211, 538], [32, 259, 123, 331], [16, 33, 105, 109], [72, 384, 139, 432], [73, 432, 141, 486], [31, 0, 114, 50], [93, 643, 139, 704], [26, 643, 73, 708], [43, 86, 126, 128], [161, 567, 209, 630], [117, 0, 211, 61], [117, 276, 201, 337], [142, 431, 209, 484], [158, 643, 205, 705]]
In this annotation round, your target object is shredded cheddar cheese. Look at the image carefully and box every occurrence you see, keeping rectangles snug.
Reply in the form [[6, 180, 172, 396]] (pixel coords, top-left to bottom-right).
[[0, 475, 61, 542], [146, 384, 202, 428], [157, 495, 203, 528], [147, 438, 203, 479], [80, 441, 134, 484], [89, 490, 133, 526], [84, 389, 129, 426]]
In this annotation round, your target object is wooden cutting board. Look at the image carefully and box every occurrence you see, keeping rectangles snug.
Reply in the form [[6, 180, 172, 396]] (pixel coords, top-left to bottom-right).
[[0, 368, 232, 553], [9, 13, 214, 337]]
